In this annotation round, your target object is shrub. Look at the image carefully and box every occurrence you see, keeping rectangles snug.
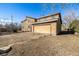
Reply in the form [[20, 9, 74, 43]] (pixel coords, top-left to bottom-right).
[[69, 20, 79, 33]]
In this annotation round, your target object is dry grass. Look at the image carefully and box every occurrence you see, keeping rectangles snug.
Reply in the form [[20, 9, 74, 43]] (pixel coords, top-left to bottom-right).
[[0, 32, 43, 47], [0, 32, 79, 56]]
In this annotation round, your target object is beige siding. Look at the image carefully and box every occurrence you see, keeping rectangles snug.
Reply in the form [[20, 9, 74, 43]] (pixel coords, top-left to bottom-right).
[[38, 14, 59, 22], [21, 18, 36, 32], [51, 22, 57, 35]]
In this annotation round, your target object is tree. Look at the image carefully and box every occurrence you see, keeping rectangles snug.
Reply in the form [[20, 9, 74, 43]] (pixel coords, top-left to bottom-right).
[[63, 10, 77, 29], [69, 20, 79, 33], [4, 22, 21, 32]]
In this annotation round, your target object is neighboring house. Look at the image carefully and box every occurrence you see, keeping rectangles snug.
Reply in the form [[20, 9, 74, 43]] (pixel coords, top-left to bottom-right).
[[21, 16, 37, 32], [21, 13, 62, 35]]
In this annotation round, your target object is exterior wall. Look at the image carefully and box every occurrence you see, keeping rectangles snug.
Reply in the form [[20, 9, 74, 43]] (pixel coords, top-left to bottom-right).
[[51, 22, 57, 35], [38, 14, 60, 22], [21, 21, 28, 31], [21, 18, 36, 32], [56, 19, 61, 34]]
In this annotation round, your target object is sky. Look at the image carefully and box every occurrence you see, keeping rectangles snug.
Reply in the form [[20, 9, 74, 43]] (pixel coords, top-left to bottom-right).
[[0, 3, 79, 24]]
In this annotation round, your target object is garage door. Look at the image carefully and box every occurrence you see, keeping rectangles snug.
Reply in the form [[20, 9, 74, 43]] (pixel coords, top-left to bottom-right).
[[34, 25, 51, 34]]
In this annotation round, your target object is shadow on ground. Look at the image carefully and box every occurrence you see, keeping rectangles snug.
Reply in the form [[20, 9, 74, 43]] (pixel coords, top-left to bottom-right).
[[59, 30, 75, 35]]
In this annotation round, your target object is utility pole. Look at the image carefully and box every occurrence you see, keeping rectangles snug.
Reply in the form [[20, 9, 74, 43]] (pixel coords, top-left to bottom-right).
[[11, 15, 14, 32], [11, 15, 13, 24], [0, 18, 2, 25]]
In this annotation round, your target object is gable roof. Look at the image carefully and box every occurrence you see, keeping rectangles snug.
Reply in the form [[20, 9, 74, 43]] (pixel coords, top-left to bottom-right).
[[21, 13, 62, 24], [37, 13, 60, 19], [21, 16, 37, 23], [37, 13, 62, 24]]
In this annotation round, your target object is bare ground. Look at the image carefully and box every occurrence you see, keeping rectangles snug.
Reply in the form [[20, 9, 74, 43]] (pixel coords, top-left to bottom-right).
[[0, 32, 79, 56]]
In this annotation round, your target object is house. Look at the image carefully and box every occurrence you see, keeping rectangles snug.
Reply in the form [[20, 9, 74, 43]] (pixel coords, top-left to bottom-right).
[[21, 13, 62, 35], [21, 16, 37, 32]]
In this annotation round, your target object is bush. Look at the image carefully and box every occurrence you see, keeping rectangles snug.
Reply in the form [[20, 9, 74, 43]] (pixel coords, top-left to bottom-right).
[[69, 20, 79, 33]]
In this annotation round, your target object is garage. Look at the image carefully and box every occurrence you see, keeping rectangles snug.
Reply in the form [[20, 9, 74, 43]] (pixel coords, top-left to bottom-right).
[[32, 21, 57, 35]]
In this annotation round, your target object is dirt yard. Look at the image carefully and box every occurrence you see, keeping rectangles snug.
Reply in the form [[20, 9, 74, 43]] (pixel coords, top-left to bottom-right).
[[0, 32, 79, 56]]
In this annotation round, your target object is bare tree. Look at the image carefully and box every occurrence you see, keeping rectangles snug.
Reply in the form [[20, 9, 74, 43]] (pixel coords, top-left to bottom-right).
[[63, 10, 77, 29], [41, 3, 67, 16]]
